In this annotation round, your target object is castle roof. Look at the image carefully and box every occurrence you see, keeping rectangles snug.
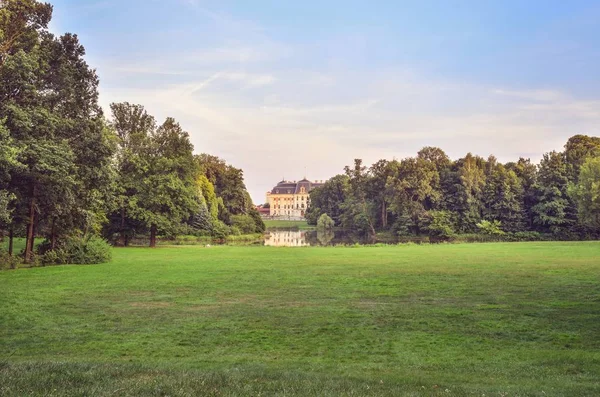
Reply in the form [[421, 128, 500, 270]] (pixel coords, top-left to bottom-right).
[[270, 179, 324, 194]]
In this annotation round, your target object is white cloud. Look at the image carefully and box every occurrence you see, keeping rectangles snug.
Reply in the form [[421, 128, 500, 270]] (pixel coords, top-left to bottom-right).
[[94, 4, 600, 203]]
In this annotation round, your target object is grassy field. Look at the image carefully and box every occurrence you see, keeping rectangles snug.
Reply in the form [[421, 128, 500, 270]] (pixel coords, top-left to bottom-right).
[[1, 243, 599, 396], [263, 219, 312, 229]]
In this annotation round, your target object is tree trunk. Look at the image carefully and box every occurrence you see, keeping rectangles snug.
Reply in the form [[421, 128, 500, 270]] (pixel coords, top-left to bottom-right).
[[362, 199, 376, 237], [381, 200, 387, 229], [8, 226, 13, 257], [51, 218, 57, 250], [149, 224, 157, 248], [118, 206, 126, 247], [25, 185, 36, 264]]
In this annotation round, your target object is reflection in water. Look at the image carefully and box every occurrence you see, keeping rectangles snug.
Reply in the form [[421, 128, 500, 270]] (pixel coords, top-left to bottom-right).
[[265, 229, 361, 247], [264, 230, 310, 246], [262, 228, 432, 247], [316, 230, 334, 245]]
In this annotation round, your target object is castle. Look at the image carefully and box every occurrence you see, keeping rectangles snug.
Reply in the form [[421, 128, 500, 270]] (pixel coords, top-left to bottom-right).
[[266, 178, 324, 218]]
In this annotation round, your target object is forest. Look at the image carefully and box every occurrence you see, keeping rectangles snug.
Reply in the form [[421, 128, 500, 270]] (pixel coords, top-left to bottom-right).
[[2, 1, 600, 267], [306, 136, 600, 240], [0, 0, 264, 265]]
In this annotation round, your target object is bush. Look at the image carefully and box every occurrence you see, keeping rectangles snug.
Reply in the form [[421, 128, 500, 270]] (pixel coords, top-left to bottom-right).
[[212, 221, 231, 240], [63, 236, 112, 264], [506, 231, 547, 242], [317, 213, 335, 230], [39, 248, 68, 266], [476, 220, 505, 235], [230, 214, 258, 234], [425, 210, 455, 241], [248, 208, 266, 233], [0, 249, 20, 270]]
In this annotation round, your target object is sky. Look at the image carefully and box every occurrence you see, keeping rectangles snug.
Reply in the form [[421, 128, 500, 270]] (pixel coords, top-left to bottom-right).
[[49, 0, 600, 203]]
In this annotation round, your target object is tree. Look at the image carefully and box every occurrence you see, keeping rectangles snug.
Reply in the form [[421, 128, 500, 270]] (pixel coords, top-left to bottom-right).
[[0, 120, 20, 227], [386, 157, 440, 235], [445, 154, 487, 233], [317, 213, 335, 230], [532, 151, 574, 235], [476, 220, 505, 236], [417, 146, 451, 172], [506, 158, 537, 229], [1, 1, 115, 261], [367, 159, 395, 229], [139, 118, 199, 247], [195, 153, 262, 232], [482, 160, 526, 232], [305, 174, 350, 226], [425, 210, 454, 240], [343, 159, 377, 236], [0, 0, 52, 66], [564, 135, 600, 183], [106, 102, 156, 246], [568, 156, 600, 230]]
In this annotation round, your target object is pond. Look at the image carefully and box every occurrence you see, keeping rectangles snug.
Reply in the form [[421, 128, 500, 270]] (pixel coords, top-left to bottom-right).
[[263, 229, 414, 246]]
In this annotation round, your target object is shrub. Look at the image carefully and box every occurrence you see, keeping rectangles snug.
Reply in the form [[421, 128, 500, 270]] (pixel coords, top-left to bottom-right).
[[0, 249, 20, 270], [425, 210, 455, 241], [317, 213, 335, 230], [212, 221, 231, 240], [230, 214, 258, 234], [248, 208, 266, 233], [507, 231, 546, 242], [39, 248, 68, 266], [476, 220, 505, 236], [54, 236, 112, 264]]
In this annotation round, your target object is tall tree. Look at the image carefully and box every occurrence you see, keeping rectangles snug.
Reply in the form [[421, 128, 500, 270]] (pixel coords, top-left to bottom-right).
[[506, 158, 538, 229], [306, 174, 350, 226], [1, 1, 115, 261], [195, 154, 258, 228], [445, 154, 487, 233], [386, 157, 440, 235], [568, 156, 600, 231], [367, 160, 395, 229], [564, 135, 600, 183], [342, 159, 377, 236], [106, 102, 156, 245], [532, 151, 574, 235], [482, 161, 526, 232]]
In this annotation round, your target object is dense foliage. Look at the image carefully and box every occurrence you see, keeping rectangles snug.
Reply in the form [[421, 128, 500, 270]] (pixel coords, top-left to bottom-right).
[[306, 136, 600, 239], [0, 0, 262, 264]]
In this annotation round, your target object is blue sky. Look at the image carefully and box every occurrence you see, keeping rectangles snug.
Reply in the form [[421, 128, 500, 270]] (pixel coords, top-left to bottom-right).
[[50, 0, 600, 203]]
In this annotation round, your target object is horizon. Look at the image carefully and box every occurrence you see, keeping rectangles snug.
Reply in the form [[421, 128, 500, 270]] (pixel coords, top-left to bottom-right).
[[49, 0, 600, 204]]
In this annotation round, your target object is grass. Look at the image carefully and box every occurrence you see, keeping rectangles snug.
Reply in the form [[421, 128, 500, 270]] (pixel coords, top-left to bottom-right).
[[1, 237, 29, 254], [263, 219, 312, 229], [1, 242, 599, 396]]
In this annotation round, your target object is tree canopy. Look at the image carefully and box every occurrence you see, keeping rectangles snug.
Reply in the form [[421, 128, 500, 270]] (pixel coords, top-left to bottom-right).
[[0, 0, 262, 263], [307, 138, 600, 240]]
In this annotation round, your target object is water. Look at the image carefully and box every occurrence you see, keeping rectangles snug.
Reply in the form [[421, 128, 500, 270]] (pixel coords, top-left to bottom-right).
[[263, 229, 399, 247]]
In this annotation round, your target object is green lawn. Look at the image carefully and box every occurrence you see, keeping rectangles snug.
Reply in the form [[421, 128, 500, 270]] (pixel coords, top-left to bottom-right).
[[263, 219, 312, 229], [1, 243, 600, 396]]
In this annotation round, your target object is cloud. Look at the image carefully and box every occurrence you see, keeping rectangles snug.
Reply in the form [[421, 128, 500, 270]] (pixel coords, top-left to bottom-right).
[[92, 3, 600, 203], [493, 88, 563, 102]]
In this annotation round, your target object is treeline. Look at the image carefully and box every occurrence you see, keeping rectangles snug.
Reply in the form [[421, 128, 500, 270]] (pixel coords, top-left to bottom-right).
[[306, 136, 600, 240], [0, 0, 263, 265]]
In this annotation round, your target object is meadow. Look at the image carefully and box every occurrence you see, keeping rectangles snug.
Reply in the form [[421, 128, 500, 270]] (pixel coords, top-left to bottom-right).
[[1, 242, 599, 396], [262, 219, 312, 229]]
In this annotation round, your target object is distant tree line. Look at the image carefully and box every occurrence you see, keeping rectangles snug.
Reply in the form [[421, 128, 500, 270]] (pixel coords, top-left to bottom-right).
[[0, 0, 263, 264], [306, 136, 600, 240]]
